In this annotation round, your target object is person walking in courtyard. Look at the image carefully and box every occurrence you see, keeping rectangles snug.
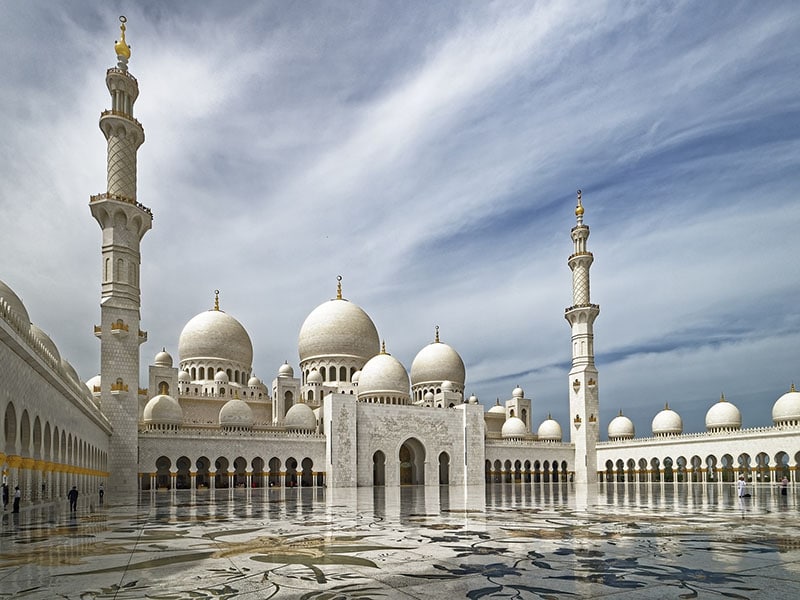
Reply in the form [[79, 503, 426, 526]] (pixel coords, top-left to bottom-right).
[[98, 483, 104, 504], [737, 475, 747, 498], [68, 486, 79, 512], [781, 476, 789, 496], [12, 486, 20, 513]]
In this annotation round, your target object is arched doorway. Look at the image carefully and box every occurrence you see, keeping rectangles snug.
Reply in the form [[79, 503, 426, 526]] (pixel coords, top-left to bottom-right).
[[301, 458, 314, 487], [399, 438, 425, 485], [438, 452, 450, 485], [196, 457, 210, 489], [373, 451, 386, 486], [155, 456, 171, 489], [176, 456, 191, 489]]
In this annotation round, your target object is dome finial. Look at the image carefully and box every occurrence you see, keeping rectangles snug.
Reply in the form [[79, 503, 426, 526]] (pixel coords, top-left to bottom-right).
[[575, 189, 584, 221], [336, 275, 343, 300], [791, 382, 796, 393], [618, 409, 623, 416], [720, 392, 726, 402], [214, 290, 220, 311], [381, 339, 387, 354], [434, 324, 440, 343], [114, 16, 132, 61]]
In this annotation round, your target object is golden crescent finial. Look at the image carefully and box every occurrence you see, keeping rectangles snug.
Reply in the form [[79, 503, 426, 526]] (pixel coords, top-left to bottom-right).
[[381, 340, 386, 354], [336, 275, 343, 300], [575, 189, 584, 217], [720, 393, 726, 402], [434, 325, 440, 343], [214, 290, 220, 311], [115, 16, 132, 60]]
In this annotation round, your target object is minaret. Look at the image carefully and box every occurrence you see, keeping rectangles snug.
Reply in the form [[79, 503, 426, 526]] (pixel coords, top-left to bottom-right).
[[564, 190, 599, 484], [89, 17, 152, 499]]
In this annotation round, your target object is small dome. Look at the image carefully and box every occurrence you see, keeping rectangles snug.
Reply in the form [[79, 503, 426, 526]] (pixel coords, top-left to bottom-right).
[[537, 415, 563, 441], [298, 296, 380, 363], [219, 398, 253, 428], [468, 393, 479, 404], [143, 394, 183, 425], [178, 370, 191, 382], [488, 400, 506, 415], [178, 308, 253, 368], [284, 403, 316, 431], [351, 370, 361, 384], [441, 380, 454, 392], [0, 279, 31, 325], [502, 416, 527, 439], [307, 370, 323, 384], [608, 411, 635, 440], [772, 385, 800, 424], [652, 404, 683, 436], [705, 395, 742, 431], [278, 362, 294, 378], [424, 391, 435, 402], [248, 375, 262, 387], [357, 351, 410, 399], [512, 386, 524, 399], [30, 324, 60, 363], [86, 374, 101, 393], [214, 370, 229, 383], [411, 338, 465, 388], [154, 348, 173, 367]]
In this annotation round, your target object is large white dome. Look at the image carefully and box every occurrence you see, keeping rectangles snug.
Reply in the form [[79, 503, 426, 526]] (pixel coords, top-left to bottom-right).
[[705, 395, 742, 431], [143, 394, 183, 425], [410, 337, 465, 387], [284, 403, 316, 431], [608, 411, 635, 440], [298, 298, 379, 363], [357, 349, 410, 399], [179, 308, 253, 368], [652, 404, 683, 436], [219, 398, 253, 428], [772, 385, 800, 424], [0, 279, 30, 325], [537, 415, 563, 441], [502, 416, 527, 439]]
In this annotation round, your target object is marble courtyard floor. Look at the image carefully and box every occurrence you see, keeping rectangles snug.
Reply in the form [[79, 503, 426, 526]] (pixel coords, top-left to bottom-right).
[[1, 483, 799, 599]]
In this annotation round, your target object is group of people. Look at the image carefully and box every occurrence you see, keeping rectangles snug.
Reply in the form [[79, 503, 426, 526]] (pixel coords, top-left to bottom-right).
[[1, 482, 105, 513], [1, 483, 21, 513], [737, 475, 790, 497]]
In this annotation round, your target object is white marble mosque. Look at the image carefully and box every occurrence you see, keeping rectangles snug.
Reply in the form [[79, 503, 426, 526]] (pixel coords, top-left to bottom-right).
[[2, 17, 800, 509]]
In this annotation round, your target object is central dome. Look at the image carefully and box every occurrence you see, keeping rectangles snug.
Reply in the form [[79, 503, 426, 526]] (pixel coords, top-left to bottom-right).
[[298, 298, 379, 362], [179, 309, 253, 368]]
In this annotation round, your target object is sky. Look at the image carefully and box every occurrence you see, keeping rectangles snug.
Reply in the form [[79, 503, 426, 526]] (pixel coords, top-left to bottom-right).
[[1, 1, 799, 439]]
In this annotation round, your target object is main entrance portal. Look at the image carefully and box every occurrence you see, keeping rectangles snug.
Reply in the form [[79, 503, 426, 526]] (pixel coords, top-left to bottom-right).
[[399, 438, 425, 485]]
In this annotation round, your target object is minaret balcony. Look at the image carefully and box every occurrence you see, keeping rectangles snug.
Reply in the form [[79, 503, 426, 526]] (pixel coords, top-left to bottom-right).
[[110, 321, 129, 337], [90, 192, 153, 217], [138, 388, 148, 396], [138, 329, 148, 344], [99, 109, 143, 130], [93, 325, 102, 338], [565, 303, 600, 312]]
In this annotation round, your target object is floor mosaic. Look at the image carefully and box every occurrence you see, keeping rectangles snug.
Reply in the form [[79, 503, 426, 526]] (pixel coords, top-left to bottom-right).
[[1, 483, 798, 599]]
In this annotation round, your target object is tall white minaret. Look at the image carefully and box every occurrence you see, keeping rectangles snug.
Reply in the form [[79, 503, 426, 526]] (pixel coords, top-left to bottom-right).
[[89, 17, 152, 499], [564, 190, 599, 484]]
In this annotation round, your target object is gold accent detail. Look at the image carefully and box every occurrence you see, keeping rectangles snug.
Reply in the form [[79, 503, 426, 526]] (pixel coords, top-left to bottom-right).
[[618, 409, 624, 416], [214, 290, 220, 311], [336, 275, 343, 300], [434, 325, 440, 343], [588, 378, 596, 387], [380, 340, 386, 354], [110, 319, 129, 332], [115, 16, 131, 59], [573, 414, 582, 424], [111, 380, 129, 392], [791, 383, 796, 393], [93, 325, 101, 334], [588, 413, 597, 423], [138, 387, 148, 396], [575, 189, 584, 217], [720, 393, 726, 402], [572, 378, 581, 393]]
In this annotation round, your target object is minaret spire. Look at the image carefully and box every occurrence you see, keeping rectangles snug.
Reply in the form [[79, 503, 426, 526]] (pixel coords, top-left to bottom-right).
[[565, 190, 600, 485], [89, 17, 152, 500]]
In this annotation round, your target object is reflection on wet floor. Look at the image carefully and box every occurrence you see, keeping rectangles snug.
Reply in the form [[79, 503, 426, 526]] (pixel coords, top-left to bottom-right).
[[1, 483, 799, 599]]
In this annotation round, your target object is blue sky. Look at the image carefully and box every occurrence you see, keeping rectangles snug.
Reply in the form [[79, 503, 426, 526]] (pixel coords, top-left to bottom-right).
[[1, 1, 798, 438]]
